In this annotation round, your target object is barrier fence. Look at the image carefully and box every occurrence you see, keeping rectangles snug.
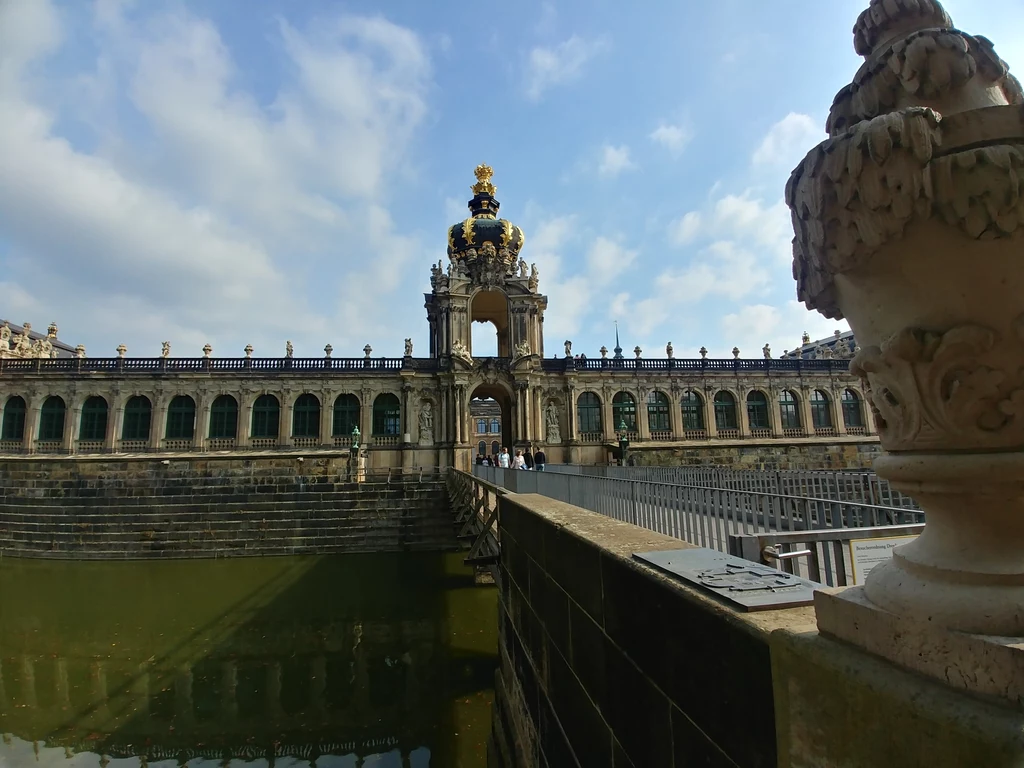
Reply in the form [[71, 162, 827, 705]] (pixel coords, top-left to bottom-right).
[[473, 465, 924, 587]]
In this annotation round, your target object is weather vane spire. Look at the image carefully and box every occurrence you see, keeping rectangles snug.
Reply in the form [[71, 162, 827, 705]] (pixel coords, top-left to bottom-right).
[[472, 164, 496, 196]]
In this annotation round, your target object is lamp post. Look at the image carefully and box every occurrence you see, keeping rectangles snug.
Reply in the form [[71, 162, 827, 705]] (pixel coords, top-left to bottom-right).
[[616, 418, 630, 467]]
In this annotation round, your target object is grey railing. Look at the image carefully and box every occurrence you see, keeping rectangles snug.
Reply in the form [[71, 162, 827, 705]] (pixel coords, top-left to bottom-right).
[[544, 464, 919, 511], [475, 466, 922, 587]]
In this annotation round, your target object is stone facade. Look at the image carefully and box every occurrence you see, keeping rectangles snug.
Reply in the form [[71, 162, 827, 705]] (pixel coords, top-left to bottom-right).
[[0, 166, 873, 470]]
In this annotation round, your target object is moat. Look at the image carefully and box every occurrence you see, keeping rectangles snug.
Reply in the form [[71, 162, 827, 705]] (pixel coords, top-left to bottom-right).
[[0, 552, 497, 767]]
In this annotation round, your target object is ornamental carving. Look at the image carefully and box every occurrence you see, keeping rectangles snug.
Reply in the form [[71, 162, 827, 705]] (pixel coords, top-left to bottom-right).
[[850, 316, 1024, 451], [418, 400, 434, 446], [545, 401, 562, 444]]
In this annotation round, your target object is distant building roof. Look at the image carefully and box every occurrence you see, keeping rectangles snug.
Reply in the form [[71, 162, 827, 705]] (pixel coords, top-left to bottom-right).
[[1, 320, 78, 359], [781, 329, 857, 360]]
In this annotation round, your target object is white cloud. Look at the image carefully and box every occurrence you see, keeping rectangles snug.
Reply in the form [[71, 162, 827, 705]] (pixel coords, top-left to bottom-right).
[[586, 236, 636, 277], [668, 211, 701, 245], [649, 122, 692, 157], [0, 1, 435, 357], [524, 35, 607, 101], [721, 301, 849, 360], [752, 112, 822, 168], [596, 144, 635, 178]]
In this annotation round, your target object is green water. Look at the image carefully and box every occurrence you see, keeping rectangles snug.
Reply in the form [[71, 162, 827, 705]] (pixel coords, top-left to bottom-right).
[[0, 552, 497, 767]]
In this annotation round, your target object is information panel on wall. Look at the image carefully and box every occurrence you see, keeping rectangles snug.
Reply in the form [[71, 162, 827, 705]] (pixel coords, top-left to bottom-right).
[[849, 535, 919, 585]]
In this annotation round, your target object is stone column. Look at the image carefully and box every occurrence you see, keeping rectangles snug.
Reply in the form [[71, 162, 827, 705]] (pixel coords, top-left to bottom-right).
[[704, 390, 718, 438], [786, 0, 1024, 636], [193, 394, 210, 452], [737, 390, 750, 438], [107, 399, 124, 452], [566, 385, 578, 442], [669, 390, 684, 440], [320, 393, 333, 447], [832, 387, 848, 436], [238, 395, 253, 448], [637, 391, 651, 440], [800, 389, 815, 437], [601, 392, 615, 441], [280, 393, 294, 447], [360, 388, 373, 443], [150, 395, 168, 450], [23, 400, 40, 454], [63, 397, 81, 453]]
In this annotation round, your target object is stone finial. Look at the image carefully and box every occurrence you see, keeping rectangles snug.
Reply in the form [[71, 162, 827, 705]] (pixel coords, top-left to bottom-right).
[[699, 346, 708, 359], [732, 347, 740, 359], [324, 344, 333, 358], [363, 344, 372, 359], [47, 322, 58, 338], [74, 344, 85, 359], [202, 343, 212, 358], [244, 344, 253, 358], [600, 346, 608, 359], [853, 0, 952, 58], [116, 344, 127, 358], [634, 346, 642, 359]]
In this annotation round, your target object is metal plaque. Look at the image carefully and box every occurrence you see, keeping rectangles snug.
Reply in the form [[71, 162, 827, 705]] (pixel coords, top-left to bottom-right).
[[632, 548, 818, 611]]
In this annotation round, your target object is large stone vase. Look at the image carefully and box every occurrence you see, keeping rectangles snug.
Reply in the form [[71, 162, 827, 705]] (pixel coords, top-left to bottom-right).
[[787, 0, 1024, 635]]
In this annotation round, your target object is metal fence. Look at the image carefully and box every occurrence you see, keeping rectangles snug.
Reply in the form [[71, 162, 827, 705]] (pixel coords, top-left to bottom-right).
[[474, 465, 923, 587], [543, 463, 920, 511]]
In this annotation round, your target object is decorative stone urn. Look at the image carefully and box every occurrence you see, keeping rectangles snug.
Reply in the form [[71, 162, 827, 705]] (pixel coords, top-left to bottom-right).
[[788, 0, 1024, 634]]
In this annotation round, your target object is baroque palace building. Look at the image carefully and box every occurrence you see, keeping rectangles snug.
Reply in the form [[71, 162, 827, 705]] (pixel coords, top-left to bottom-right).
[[0, 166, 875, 469]]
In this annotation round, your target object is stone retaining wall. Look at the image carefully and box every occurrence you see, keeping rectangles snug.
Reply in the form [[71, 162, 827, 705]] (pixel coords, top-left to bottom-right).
[[0, 455, 454, 558]]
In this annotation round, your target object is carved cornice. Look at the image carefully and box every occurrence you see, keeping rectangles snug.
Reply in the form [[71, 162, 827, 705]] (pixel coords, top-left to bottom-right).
[[851, 316, 1024, 451]]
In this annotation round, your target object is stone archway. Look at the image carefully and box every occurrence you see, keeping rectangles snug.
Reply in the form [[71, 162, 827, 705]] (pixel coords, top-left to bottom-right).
[[465, 382, 515, 469], [470, 290, 510, 357]]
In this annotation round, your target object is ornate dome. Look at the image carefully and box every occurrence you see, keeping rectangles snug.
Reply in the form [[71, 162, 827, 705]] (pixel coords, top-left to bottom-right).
[[447, 165, 525, 262]]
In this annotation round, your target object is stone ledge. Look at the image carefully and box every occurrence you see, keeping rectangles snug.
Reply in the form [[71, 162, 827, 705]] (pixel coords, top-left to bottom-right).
[[815, 586, 1024, 707]]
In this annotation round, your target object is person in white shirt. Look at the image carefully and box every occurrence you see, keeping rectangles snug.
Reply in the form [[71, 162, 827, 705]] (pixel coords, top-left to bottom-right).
[[512, 450, 526, 470], [498, 447, 511, 468]]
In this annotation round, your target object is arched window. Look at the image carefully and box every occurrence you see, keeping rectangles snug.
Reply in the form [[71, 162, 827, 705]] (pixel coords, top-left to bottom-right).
[[252, 395, 280, 438], [166, 395, 196, 440], [39, 396, 66, 441], [478, 441, 487, 455], [372, 393, 401, 435], [811, 390, 833, 429], [333, 394, 360, 436], [79, 396, 109, 441], [490, 418, 500, 433], [680, 391, 704, 431], [209, 395, 238, 439], [2, 396, 26, 441], [612, 392, 637, 432], [746, 391, 769, 430], [713, 391, 738, 431], [491, 440, 500, 455], [779, 391, 801, 430], [292, 393, 321, 438], [842, 389, 864, 428], [647, 391, 670, 433], [477, 419, 487, 434], [577, 392, 602, 435], [122, 396, 152, 441]]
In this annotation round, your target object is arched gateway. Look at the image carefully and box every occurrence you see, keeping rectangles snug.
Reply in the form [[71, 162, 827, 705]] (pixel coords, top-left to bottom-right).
[[425, 164, 549, 470]]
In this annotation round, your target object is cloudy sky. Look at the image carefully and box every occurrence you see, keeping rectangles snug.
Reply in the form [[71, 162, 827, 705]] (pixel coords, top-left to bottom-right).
[[1, 0, 1022, 361]]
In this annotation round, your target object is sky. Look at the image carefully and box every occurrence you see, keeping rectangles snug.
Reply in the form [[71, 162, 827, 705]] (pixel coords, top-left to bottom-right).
[[1, 0, 1022, 361]]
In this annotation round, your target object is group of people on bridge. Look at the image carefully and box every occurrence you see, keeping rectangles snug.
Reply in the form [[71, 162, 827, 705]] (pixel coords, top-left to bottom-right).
[[476, 446, 547, 471]]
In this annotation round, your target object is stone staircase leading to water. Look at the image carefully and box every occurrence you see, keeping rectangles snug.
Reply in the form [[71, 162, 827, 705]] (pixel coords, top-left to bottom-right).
[[0, 459, 454, 559]]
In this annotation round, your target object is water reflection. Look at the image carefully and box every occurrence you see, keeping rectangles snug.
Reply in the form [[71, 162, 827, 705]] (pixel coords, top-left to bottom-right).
[[0, 553, 496, 767]]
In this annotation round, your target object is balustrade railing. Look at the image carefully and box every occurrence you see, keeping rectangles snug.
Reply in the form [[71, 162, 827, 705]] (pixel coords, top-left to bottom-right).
[[76, 440, 103, 453]]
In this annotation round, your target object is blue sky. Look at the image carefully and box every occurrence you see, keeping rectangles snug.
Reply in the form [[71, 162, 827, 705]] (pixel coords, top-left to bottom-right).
[[1, 0, 1022, 360]]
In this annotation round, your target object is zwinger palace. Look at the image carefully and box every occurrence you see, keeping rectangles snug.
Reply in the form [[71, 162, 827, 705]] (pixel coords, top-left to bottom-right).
[[0, 166, 875, 469]]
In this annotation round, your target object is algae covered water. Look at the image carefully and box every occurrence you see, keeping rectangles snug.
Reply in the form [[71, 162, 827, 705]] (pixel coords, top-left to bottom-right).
[[0, 552, 497, 767]]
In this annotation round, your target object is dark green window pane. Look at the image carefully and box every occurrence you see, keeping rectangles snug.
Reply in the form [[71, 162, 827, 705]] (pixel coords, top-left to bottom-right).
[[39, 396, 66, 441], [122, 396, 152, 441], [79, 396, 108, 441], [333, 394, 360, 436], [2, 396, 26, 441], [252, 395, 280, 438], [576, 392, 602, 434], [612, 392, 636, 432], [293, 394, 320, 438], [209, 395, 238, 439], [372, 394, 401, 436], [779, 391, 801, 430], [842, 389, 864, 428], [714, 392, 737, 431], [746, 391, 769, 430], [166, 395, 196, 440], [681, 392, 704, 431], [647, 391, 670, 433], [811, 390, 832, 429]]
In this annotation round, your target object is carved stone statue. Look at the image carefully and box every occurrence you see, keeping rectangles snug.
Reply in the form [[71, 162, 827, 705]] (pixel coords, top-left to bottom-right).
[[244, 344, 253, 358], [564, 340, 572, 358], [404, 338, 413, 357], [519, 259, 528, 277], [763, 343, 772, 359], [418, 401, 434, 446], [285, 341, 294, 358], [514, 339, 531, 358], [0, 323, 10, 352], [161, 341, 171, 358], [545, 402, 562, 443], [74, 344, 85, 359], [666, 342, 674, 359], [451, 339, 471, 361], [834, 337, 851, 358], [529, 263, 539, 291], [203, 344, 213, 358]]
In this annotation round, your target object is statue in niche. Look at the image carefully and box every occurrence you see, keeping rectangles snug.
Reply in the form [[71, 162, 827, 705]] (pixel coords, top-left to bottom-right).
[[519, 259, 528, 277], [404, 338, 413, 357], [564, 339, 572, 358], [285, 340, 294, 358], [763, 343, 772, 359], [418, 401, 434, 445], [514, 339, 531, 358], [161, 341, 171, 358], [545, 402, 562, 443]]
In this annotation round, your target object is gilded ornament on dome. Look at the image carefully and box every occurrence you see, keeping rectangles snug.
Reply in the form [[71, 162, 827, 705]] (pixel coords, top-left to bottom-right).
[[472, 164, 496, 196], [448, 226, 456, 253], [462, 217, 476, 246], [500, 219, 513, 247]]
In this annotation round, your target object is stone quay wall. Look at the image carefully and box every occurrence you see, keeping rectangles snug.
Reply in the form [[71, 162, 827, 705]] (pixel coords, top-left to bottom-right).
[[0, 454, 454, 559], [623, 436, 882, 470], [488, 492, 795, 768]]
